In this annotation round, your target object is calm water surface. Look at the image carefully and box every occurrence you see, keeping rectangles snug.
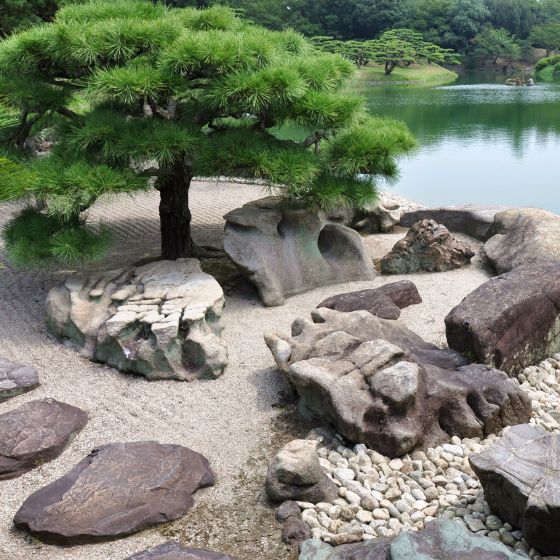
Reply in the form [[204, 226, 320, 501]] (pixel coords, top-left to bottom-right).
[[365, 72, 560, 212]]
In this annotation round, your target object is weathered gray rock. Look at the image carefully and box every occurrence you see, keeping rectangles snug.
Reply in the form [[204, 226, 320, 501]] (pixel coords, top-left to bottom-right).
[[470, 424, 560, 556], [265, 308, 530, 457], [317, 281, 422, 320], [282, 516, 311, 545], [266, 439, 338, 503], [0, 358, 39, 401], [379, 219, 474, 274], [299, 519, 526, 559], [127, 542, 237, 560], [484, 208, 560, 274], [401, 205, 509, 241], [275, 500, 302, 522], [0, 399, 87, 480], [223, 197, 375, 307], [14, 441, 214, 543], [352, 201, 402, 234], [46, 259, 227, 381], [446, 263, 560, 374]]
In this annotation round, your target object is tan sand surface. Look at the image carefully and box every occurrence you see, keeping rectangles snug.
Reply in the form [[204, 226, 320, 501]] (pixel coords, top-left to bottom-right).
[[0, 181, 490, 560]]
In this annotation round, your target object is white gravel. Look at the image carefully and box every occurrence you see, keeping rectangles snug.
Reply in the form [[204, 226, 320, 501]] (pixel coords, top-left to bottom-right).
[[0, 181, 489, 560]]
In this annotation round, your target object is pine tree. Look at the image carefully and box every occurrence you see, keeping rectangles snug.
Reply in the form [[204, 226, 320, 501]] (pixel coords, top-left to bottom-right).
[[0, 1, 416, 266]]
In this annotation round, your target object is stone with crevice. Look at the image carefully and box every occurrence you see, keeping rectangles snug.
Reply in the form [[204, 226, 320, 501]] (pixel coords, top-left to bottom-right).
[[46, 259, 227, 381]]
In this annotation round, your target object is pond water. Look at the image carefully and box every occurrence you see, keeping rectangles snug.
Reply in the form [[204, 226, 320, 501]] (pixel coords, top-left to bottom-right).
[[364, 72, 560, 212]]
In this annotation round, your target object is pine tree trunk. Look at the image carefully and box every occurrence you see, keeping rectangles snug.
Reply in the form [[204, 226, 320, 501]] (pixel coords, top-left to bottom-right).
[[158, 161, 194, 260]]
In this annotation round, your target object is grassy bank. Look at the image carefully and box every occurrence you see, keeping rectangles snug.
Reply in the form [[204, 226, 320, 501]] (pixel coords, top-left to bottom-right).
[[359, 62, 458, 86]]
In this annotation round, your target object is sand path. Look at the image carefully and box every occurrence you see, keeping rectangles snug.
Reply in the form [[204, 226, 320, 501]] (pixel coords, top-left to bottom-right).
[[0, 182, 490, 559]]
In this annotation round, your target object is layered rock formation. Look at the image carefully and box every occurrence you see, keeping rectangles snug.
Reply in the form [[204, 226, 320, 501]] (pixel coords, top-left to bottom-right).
[[223, 197, 375, 306], [265, 308, 530, 457], [127, 542, 237, 560], [46, 259, 227, 381], [0, 358, 39, 401]]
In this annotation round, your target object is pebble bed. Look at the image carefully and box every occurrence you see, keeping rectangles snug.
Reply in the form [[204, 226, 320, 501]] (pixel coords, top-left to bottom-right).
[[300, 355, 560, 559]]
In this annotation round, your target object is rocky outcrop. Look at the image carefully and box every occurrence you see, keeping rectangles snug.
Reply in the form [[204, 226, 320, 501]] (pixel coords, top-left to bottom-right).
[[351, 201, 402, 234], [266, 439, 338, 503], [0, 399, 87, 480], [46, 259, 227, 381], [483, 208, 560, 274], [445, 263, 560, 374], [14, 441, 214, 544], [298, 519, 526, 559], [317, 281, 422, 320], [470, 424, 560, 556], [127, 542, 237, 559], [400, 205, 509, 241], [379, 220, 474, 274], [223, 197, 375, 307], [265, 308, 530, 457], [0, 358, 39, 401]]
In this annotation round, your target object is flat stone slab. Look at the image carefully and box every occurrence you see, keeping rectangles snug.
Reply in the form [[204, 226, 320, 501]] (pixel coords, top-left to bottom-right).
[[317, 280, 422, 320], [0, 358, 39, 401], [266, 308, 529, 457], [0, 399, 87, 480], [127, 542, 237, 559], [224, 196, 375, 306], [46, 259, 228, 381], [446, 263, 560, 374], [470, 424, 560, 556], [14, 441, 214, 544], [299, 519, 525, 559], [484, 208, 560, 274], [379, 219, 474, 274], [401, 205, 509, 241]]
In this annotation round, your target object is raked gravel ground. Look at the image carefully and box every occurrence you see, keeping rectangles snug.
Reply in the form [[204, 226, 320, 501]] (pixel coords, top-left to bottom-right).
[[0, 181, 489, 560]]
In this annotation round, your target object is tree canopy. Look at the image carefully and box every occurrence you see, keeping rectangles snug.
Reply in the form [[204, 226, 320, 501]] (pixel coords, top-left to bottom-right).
[[473, 25, 521, 63], [0, 1, 416, 267], [530, 22, 560, 56]]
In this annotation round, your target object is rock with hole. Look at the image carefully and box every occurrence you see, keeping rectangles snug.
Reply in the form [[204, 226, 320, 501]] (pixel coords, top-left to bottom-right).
[[223, 197, 375, 307]]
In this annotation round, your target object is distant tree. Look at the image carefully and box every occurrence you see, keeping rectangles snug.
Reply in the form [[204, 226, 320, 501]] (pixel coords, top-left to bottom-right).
[[0, 1, 416, 267], [484, 0, 537, 38], [1, 0, 59, 37], [473, 25, 521, 62], [530, 22, 560, 56]]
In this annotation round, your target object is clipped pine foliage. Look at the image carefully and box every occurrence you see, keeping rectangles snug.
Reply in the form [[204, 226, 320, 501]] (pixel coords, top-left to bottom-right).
[[0, 1, 416, 266]]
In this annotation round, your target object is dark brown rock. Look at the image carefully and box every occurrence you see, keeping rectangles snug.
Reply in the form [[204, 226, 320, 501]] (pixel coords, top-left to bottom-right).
[[282, 516, 311, 545], [266, 308, 530, 457], [317, 281, 422, 320], [379, 219, 474, 274], [14, 441, 214, 544], [266, 439, 337, 503], [275, 500, 301, 522], [445, 263, 560, 374], [299, 519, 525, 559], [0, 358, 39, 401], [470, 424, 560, 556], [0, 399, 87, 480], [127, 541, 237, 559], [483, 208, 560, 274]]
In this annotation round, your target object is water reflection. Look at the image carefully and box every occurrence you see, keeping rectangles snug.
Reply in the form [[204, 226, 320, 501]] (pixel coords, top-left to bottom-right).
[[365, 73, 560, 211]]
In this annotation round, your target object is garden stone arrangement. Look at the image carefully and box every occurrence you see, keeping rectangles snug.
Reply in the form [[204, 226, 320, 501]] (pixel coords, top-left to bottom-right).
[[127, 542, 238, 559], [224, 197, 375, 306], [46, 259, 228, 381], [265, 307, 530, 457], [14, 441, 214, 544]]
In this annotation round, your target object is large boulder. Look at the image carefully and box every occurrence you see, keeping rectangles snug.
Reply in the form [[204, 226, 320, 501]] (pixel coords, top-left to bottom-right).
[[14, 441, 214, 544], [401, 205, 509, 241], [445, 263, 560, 374], [265, 308, 530, 457], [0, 358, 39, 401], [470, 424, 560, 556], [127, 542, 237, 560], [0, 399, 87, 480], [483, 208, 560, 274], [223, 197, 375, 307], [379, 219, 474, 274], [299, 519, 526, 559], [316, 280, 422, 320], [46, 259, 227, 381], [266, 439, 338, 503]]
